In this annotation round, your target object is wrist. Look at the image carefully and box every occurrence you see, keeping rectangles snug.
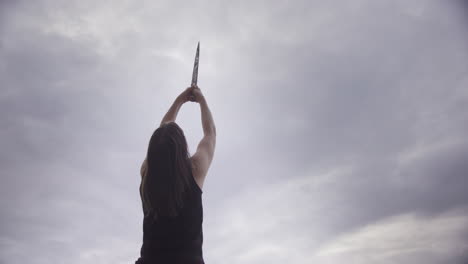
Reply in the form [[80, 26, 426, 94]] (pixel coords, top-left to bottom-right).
[[175, 95, 185, 104], [198, 95, 206, 104]]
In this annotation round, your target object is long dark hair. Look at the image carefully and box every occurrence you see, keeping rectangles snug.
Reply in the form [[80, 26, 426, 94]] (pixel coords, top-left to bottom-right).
[[141, 122, 193, 221]]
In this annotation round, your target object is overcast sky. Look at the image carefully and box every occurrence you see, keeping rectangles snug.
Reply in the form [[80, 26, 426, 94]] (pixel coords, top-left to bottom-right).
[[1, 0, 468, 263]]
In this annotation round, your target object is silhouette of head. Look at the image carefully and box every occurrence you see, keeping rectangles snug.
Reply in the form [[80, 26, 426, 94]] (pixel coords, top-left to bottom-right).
[[141, 122, 193, 220]]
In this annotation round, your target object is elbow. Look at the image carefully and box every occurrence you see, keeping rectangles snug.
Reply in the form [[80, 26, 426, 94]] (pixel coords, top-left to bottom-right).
[[207, 126, 216, 137], [202, 123, 216, 137]]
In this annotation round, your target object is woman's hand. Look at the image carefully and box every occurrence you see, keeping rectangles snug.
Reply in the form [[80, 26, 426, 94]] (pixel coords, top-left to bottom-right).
[[177, 86, 197, 104], [191, 86, 204, 103]]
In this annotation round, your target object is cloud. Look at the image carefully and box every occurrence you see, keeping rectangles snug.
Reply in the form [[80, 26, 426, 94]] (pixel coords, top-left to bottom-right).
[[204, 165, 468, 264], [314, 207, 468, 264], [205, 166, 353, 264], [1, 0, 467, 263]]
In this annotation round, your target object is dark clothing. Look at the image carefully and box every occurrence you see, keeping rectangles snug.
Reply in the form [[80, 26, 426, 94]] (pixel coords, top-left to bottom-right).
[[135, 174, 204, 264]]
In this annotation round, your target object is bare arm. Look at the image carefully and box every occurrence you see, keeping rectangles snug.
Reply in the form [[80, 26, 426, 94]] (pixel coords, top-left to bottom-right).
[[159, 87, 195, 126], [198, 95, 216, 137], [159, 97, 184, 126], [148, 88, 192, 178], [190, 88, 216, 188]]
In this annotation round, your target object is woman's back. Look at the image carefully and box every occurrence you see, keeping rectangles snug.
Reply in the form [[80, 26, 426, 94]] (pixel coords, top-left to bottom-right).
[[135, 171, 204, 264]]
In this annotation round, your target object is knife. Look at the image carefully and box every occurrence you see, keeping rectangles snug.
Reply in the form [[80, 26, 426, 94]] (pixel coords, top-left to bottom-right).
[[191, 41, 200, 87]]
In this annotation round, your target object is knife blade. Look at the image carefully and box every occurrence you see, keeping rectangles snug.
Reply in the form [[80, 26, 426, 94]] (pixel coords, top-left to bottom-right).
[[191, 41, 200, 87]]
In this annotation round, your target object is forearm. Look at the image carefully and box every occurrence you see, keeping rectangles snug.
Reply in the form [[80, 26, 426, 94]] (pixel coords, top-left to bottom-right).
[[160, 97, 184, 126], [198, 96, 216, 136]]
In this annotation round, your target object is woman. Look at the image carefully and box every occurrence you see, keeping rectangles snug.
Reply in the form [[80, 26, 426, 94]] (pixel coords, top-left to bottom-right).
[[135, 85, 216, 264]]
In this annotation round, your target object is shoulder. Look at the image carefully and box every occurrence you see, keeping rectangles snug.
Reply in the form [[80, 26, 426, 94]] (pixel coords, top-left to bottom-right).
[[140, 158, 148, 179]]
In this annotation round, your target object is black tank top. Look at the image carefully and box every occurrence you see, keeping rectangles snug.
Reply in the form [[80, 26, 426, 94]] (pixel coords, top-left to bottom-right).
[[135, 173, 204, 264]]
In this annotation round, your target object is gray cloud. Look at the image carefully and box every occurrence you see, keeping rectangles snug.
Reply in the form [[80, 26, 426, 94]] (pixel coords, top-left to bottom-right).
[[1, 0, 467, 263]]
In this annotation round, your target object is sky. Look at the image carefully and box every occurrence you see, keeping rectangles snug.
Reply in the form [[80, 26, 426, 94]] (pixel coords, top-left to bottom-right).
[[1, 0, 468, 263]]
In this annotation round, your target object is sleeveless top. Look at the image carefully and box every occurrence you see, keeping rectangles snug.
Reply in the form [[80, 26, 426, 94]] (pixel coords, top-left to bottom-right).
[[135, 172, 204, 264]]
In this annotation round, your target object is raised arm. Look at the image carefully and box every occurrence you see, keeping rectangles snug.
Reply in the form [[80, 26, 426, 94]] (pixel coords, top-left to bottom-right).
[[198, 94, 216, 136], [144, 87, 195, 178], [159, 97, 184, 127], [190, 86, 216, 189], [159, 87, 196, 126]]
